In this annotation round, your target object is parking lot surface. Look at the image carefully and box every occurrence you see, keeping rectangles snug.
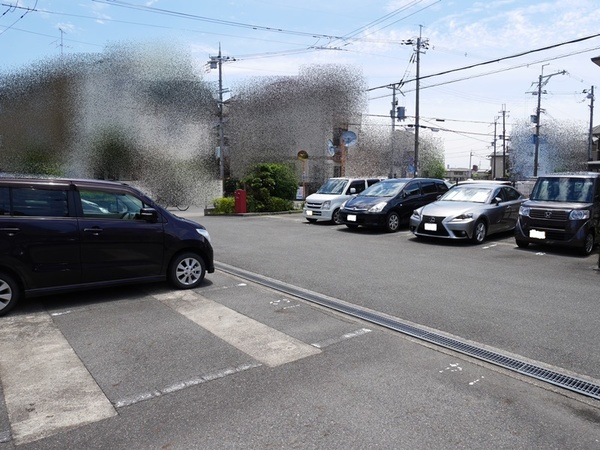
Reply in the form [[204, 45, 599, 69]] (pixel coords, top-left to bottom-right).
[[1, 209, 599, 448]]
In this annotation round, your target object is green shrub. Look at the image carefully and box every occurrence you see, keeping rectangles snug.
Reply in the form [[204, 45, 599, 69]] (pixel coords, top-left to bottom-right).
[[213, 197, 235, 214], [267, 197, 293, 212]]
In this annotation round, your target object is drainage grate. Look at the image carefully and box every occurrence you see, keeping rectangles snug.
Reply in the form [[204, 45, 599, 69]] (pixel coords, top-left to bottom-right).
[[216, 262, 600, 401]]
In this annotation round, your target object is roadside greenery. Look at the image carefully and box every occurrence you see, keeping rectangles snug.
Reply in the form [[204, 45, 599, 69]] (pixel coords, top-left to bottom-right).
[[212, 162, 296, 213]]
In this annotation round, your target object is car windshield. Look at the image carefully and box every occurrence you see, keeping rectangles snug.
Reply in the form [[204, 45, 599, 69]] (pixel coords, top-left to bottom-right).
[[316, 178, 348, 195], [361, 180, 406, 197], [530, 177, 594, 203], [440, 186, 492, 203]]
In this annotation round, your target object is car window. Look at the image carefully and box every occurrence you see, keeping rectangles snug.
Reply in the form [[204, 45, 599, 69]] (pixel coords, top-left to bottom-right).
[[403, 182, 421, 197], [492, 188, 504, 202], [316, 179, 348, 195], [366, 179, 381, 187], [0, 187, 9, 215], [362, 180, 406, 197], [80, 189, 146, 220], [531, 177, 594, 203], [11, 187, 69, 217], [441, 186, 492, 203], [421, 181, 437, 194], [436, 181, 449, 194], [502, 186, 521, 201], [349, 180, 366, 194]]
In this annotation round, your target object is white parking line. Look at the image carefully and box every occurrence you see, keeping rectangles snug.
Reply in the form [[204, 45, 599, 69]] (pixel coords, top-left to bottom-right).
[[0, 311, 116, 445], [156, 290, 321, 367], [312, 328, 372, 348], [114, 362, 262, 408]]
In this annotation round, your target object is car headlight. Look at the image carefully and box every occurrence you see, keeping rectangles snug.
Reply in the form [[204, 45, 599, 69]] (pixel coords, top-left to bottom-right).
[[519, 206, 530, 217], [196, 228, 211, 243], [322, 200, 331, 210], [368, 201, 387, 213], [450, 212, 474, 221], [411, 209, 421, 219], [569, 209, 590, 220]]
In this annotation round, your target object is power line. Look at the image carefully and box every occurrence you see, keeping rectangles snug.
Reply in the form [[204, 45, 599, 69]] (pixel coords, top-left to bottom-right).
[[368, 32, 600, 92]]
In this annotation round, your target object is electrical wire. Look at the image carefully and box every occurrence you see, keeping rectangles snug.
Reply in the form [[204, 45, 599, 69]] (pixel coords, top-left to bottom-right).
[[369, 32, 600, 92]]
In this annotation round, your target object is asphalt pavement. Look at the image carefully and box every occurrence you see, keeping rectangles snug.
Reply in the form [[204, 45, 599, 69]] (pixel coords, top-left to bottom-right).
[[0, 206, 599, 449]]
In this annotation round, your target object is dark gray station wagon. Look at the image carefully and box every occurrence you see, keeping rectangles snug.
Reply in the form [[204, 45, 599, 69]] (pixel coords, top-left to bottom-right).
[[0, 177, 214, 315]]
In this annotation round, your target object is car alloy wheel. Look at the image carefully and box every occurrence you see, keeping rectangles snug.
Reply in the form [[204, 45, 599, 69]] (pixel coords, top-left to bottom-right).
[[0, 272, 20, 316], [582, 232, 595, 256], [170, 252, 206, 289], [471, 220, 487, 244], [332, 208, 342, 225], [386, 212, 400, 232]]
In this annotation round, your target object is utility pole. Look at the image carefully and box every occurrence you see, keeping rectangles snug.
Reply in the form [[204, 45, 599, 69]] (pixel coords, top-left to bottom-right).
[[528, 65, 566, 176], [208, 44, 235, 181], [413, 26, 428, 178], [492, 117, 498, 179], [500, 105, 508, 178], [59, 28, 65, 57], [389, 84, 397, 178], [585, 86, 595, 162], [469, 151, 473, 177]]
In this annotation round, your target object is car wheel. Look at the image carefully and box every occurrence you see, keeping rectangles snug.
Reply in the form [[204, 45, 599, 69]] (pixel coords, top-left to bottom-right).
[[0, 272, 21, 316], [581, 231, 595, 256], [169, 252, 206, 289], [471, 220, 487, 244], [385, 212, 400, 232], [332, 208, 342, 225], [307, 218, 317, 224], [516, 239, 529, 249]]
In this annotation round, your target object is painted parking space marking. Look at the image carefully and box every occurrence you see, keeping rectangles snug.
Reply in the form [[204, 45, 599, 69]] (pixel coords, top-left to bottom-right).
[[312, 328, 372, 349], [114, 362, 261, 408], [0, 311, 116, 445], [156, 290, 321, 367]]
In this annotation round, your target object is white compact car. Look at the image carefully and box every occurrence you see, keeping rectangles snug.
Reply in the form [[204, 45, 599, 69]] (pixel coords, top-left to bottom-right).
[[303, 177, 383, 224]]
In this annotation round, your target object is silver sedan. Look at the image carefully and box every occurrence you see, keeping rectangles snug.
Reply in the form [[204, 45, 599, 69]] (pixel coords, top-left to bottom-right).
[[409, 183, 527, 244]]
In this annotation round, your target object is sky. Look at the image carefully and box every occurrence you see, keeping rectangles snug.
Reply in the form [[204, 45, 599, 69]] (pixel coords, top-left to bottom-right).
[[1, 0, 600, 170]]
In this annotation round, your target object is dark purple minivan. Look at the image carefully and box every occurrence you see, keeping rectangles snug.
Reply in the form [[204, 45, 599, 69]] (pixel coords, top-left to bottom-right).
[[0, 177, 214, 315]]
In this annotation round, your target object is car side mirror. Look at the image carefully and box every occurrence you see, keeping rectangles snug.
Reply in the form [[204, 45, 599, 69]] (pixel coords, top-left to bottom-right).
[[349, 187, 356, 194], [139, 207, 159, 222], [494, 196, 502, 205]]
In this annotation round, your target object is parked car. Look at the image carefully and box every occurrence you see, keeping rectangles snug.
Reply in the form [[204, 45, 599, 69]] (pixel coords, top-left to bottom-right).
[[514, 172, 600, 255], [303, 177, 383, 224], [339, 178, 448, 232], [0, 177, 214, 316], [409, 183, 526, 244]]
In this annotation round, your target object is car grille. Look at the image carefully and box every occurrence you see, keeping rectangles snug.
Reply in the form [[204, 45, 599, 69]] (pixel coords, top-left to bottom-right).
[[418, 216, 450, 237], [526, 208, 572, 241], [305, 201, 322, 209], [530, 208, 569, 220]]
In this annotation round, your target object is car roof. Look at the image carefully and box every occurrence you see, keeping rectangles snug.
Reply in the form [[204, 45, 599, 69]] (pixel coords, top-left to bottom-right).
[[382, 177, 443, 182], [454, 180, 511, 185], [538, 172, 600, 179], [0, 176, 130, 188], [451, 183, 513, 189]]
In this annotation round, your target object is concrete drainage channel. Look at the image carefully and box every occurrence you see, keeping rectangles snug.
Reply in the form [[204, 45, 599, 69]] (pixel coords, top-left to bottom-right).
[[215, 261, 600, 402]]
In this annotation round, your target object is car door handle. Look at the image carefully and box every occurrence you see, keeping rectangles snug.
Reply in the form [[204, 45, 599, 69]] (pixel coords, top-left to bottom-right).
[[0, 227, 20, 236], [83, 227, 104, 235]]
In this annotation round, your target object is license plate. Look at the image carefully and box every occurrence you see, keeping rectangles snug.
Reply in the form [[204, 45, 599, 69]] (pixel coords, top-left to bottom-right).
[[530, 229, 546, 239], [424, 223, 437, 231], [347, 214, 356, 222], [306, 210, 313, 216]]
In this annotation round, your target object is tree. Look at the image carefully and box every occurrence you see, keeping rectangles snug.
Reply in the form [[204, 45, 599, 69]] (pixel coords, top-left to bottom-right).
[[241, 163, 297, 212]]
